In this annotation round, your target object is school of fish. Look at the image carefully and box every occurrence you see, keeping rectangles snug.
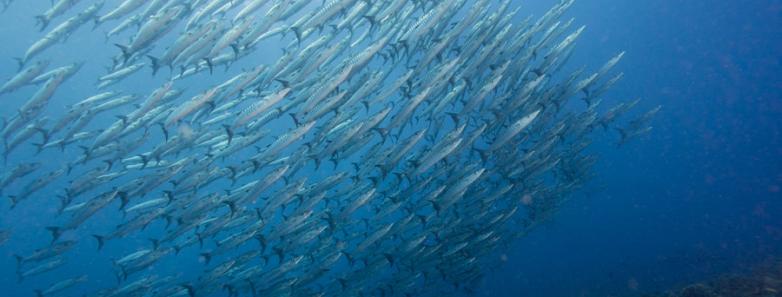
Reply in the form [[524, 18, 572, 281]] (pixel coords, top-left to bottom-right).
[[0, 0, 658, 296]]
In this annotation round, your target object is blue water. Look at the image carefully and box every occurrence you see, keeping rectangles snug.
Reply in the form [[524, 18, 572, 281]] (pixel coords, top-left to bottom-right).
[[0, 0, 780, 297], [479, 0, 782, 296]]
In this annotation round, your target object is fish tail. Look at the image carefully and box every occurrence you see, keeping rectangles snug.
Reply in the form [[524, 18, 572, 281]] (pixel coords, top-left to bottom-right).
[[200, 252, 212, 265], [35, 127, 49, 145], [34, 15, 48, 31], [222, 200, 237, 217], [428, 199, 442, 216], [45, 226, 61, 244], [117, 191, 129, 210], [363, 15, 379, 32], [137, 154, 149, 169], [445, 112, 461, 126], [66, 163, 75, 175], [8, 195, 17, 209], [472, 148, 488, 165], [196, 233, 204, 248], [290, 26, 303, 46], [371, 128, 388, 143], [12, 57, 23, 71], [148, 238, 160, 250], [31, 142, 44, 154], [183, 284, 196, 297], [222, 124, 233, 146], [313, 158, 321, 170], [288, 113, 301, 127], [373, 164, 388, 178], [92, 234, 105, 251], [614, 126, 628, 147], [202, 58, 213, 74], [147, 55, 160, 76], [274, 78, 291, 88], [229, 44, 240, 59], [56, 195, 69, 215], [114, 44, 131, 63], [13, 254, 22, 269], [91, 17, 101, 30], [115, 115, 129, 126], [77, 145, 91, 161], [157, 122, 169, 142]]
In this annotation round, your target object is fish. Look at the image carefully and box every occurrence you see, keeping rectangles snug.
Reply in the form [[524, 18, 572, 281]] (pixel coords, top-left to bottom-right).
[[233, 87, 291, 129], [23, 3, 102, 65], [207, 15, 255, 58], [17, 257, 66, 283], [115, 4, 187, 62], [165, 86, 222, 126], [0, 162, 41, 194], [13, 240, 77, 268], [0, 60, 50, 94], [34, 275, 88, 297], [0, 229, 9, 245], [47, 188, 124, 243], [8, 167, 65, 209], [234, 0, 270, 22], [97, 62, 145, 89], [3, 117, 48, 161], [0, 0, 656, 296], [29, 61, 83, 85], [35, 0, 81, 31], [150, 20, 221, 75], [488, 109, 542, 152], [95, 0, 146, 27], [617, 105, 661, 146]]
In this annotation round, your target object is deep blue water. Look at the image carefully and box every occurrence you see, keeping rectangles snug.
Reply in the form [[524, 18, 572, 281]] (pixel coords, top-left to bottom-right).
[[0, 0, 780, 297], [480, 0, 782, 296]]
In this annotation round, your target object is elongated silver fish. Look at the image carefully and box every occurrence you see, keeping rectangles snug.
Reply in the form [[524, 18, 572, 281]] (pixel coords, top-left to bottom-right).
[[0, 1, 654, 297]]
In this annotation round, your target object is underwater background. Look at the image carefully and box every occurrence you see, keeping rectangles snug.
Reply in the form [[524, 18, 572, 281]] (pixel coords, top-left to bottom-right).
[[0, 0, 779, 297], [480, 0, 782, 296]]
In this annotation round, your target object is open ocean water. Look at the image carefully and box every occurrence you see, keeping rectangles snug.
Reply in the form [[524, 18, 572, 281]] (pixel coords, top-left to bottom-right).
[[0, 0, 779, 297]]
